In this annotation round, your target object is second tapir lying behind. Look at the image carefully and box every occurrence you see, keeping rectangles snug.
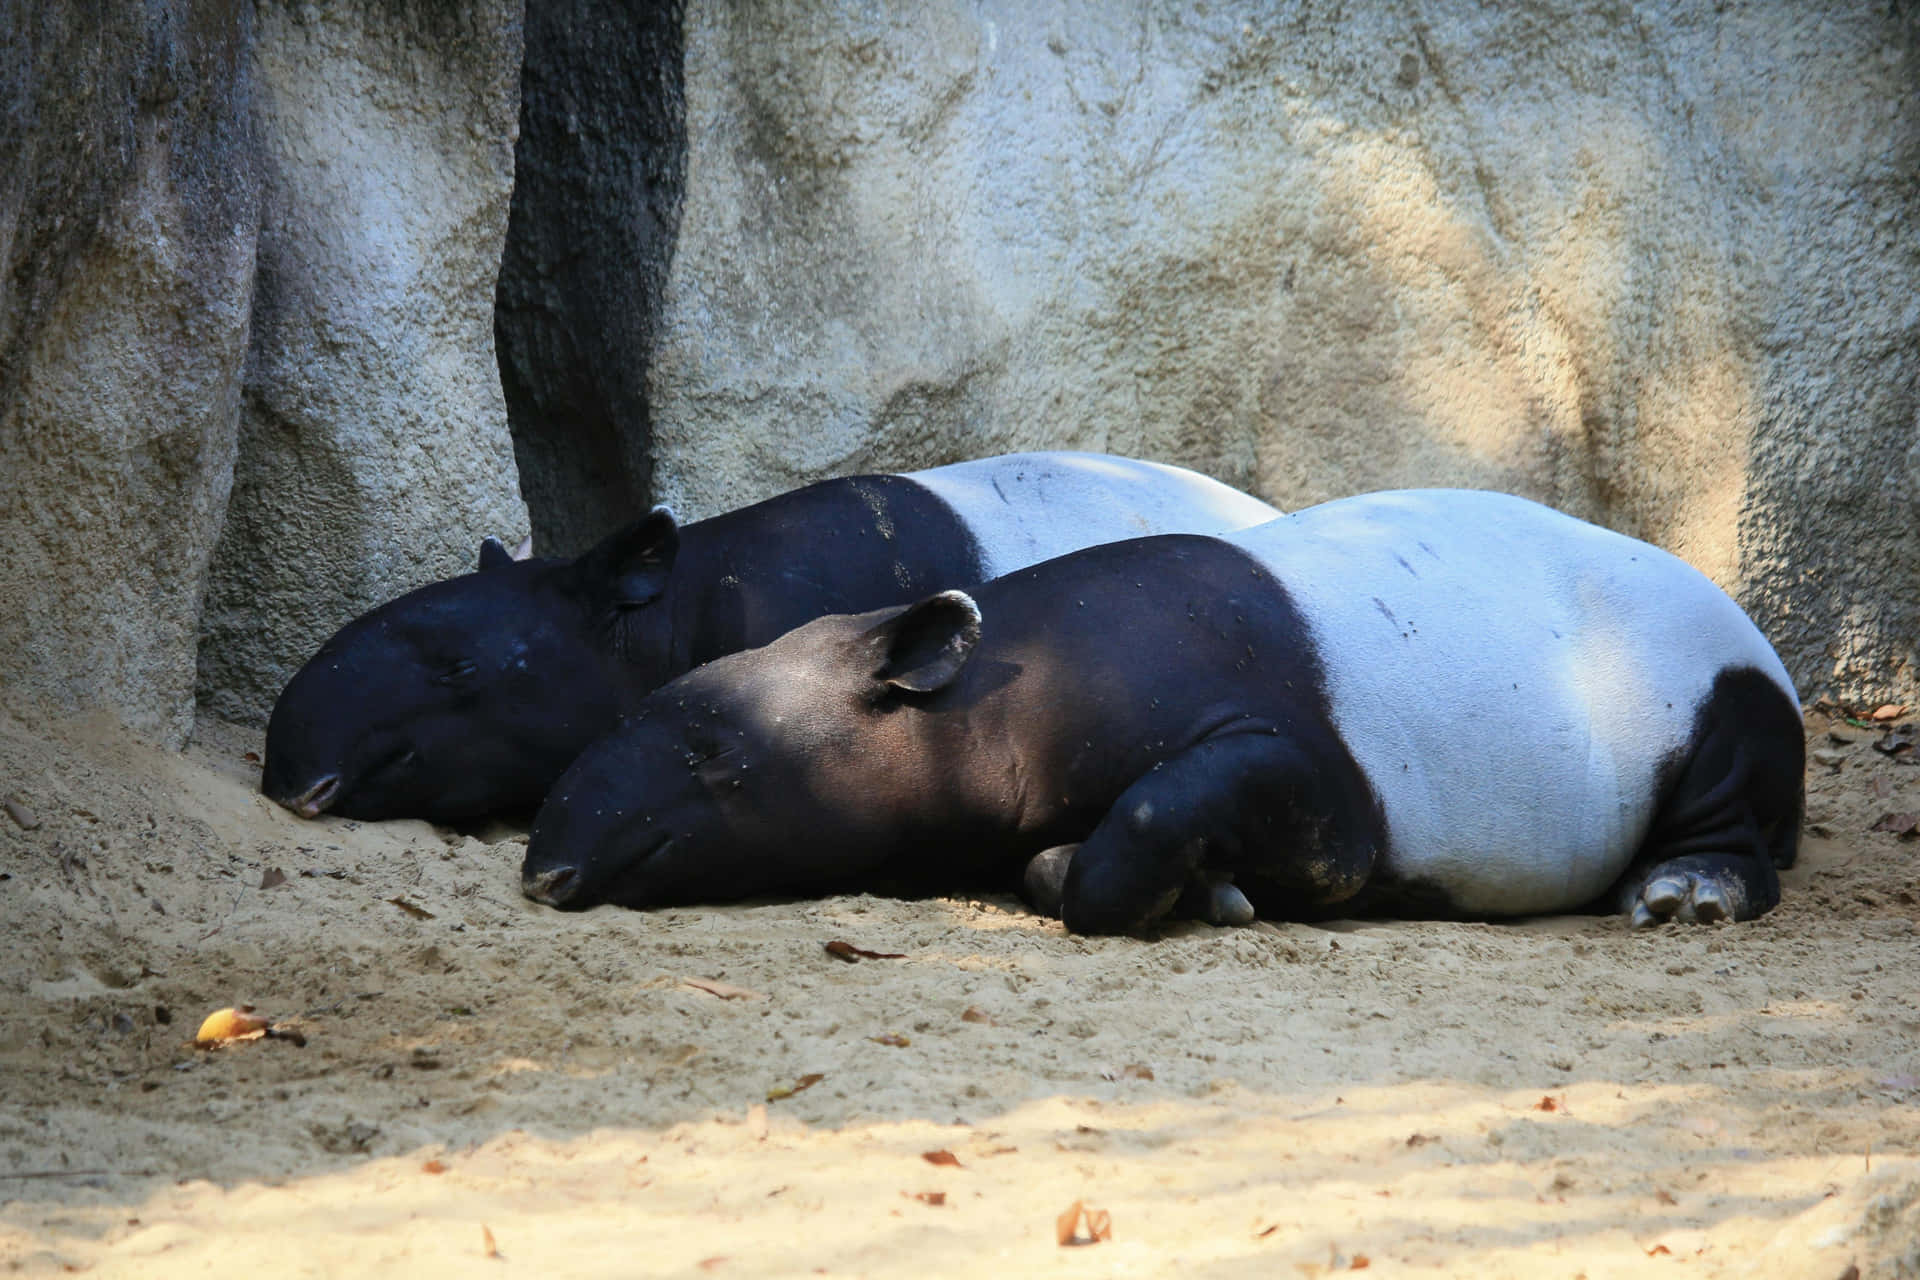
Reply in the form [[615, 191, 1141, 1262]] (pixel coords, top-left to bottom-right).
[[520, 489, 1804, 934], [262, 452, 1279, 822]]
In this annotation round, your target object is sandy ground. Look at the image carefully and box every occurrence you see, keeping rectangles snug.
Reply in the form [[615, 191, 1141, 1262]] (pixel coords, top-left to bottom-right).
[[1, 696, 1917, 1279]]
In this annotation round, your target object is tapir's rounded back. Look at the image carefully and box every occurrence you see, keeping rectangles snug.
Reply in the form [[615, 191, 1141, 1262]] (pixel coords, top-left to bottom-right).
[[1228, 490, 1797, 915], [908, 452, 1280, 579]]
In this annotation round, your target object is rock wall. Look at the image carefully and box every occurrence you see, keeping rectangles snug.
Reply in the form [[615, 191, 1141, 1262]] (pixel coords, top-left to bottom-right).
[[649, 1, 1920, 704], [494, 0, 687, 556], [0, 0, 260, 746], [194, 0, 528, 726], [4, 1, 1916, 742]]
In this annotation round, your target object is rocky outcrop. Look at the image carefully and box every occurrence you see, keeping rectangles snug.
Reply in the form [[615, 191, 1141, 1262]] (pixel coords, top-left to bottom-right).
[[649, 2, 1920, 704], [0, 0, 260, 746], [194, 1, 528, 726], [494, 0, 687, 556]]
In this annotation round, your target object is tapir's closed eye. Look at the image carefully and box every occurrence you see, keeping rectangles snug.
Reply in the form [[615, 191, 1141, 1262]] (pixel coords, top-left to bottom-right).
[[433, 659, 478, 686]]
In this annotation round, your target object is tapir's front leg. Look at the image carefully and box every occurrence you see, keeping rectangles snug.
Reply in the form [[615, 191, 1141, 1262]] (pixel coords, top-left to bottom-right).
[[1060, 732, 1377, 935], [1022, 844, 1255, 927]]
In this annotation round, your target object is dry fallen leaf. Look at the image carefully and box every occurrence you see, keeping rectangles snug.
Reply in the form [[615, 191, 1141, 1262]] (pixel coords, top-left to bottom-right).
[[1534, 1095, 1560, 1112], [824, 940, 906, 962], [388, 896, 435, 920], [766, 1072, 824, 1102], [960, 1006, 994, 1024], [681, 977, 767, 1001], [1405, 1132, 1437, 1148], [1644, 1243, 1672, 1257], [1870, 812, 1920, 838], [1871, 703, 1907, 721], [908, 1191, 946, 1206], [922, 1149, 963, 1168], [870, 1032, 911, 1047], [1654, 1188, 1678, 1206], [422, 1159, 447, 1175], [481, 1224, 499, 1260], [194, 1006, 273, 1046], [1254, 1224, 1280, 1240], [1055, 1200, 1084, 1246], [1055, 1200, 1112, 1246], [1350, 1256, 1371, 1270]]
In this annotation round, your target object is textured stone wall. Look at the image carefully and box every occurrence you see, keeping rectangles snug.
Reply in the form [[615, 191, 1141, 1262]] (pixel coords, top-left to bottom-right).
[[494, 0, 687, 556], [649, 1, 1920, 704], [0, 0, 260, 745], [194, 0, 529, 726]]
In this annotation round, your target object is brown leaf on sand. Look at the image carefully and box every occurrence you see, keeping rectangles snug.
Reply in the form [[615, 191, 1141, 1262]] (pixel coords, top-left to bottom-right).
[[1350, 1256, 1371, 1269], [1871, 811, 1920, 838], [1654, 1188, 1678, 1206], [1644, 1243, 1672, 1257], [824, 940, 906, 962], [766, 1073, 824, 1102], [388, 896, 435, 920], [960, 1006, 994, 1024], [922, 1149, 963, 1168], [907, 1191, 946, 1206], [1056, 1200, 1112, 1246], [870, 1032, 911, 1047], [1873, 729, 1916, 757], [422, 1159, 447, 1174], [194, 1006, 273, 1046], [681, 977, 767, 1001], [481, 1224, 499, 1260], [1871, 703, 1907, 721], [1534, 1095, 1561, 1112]]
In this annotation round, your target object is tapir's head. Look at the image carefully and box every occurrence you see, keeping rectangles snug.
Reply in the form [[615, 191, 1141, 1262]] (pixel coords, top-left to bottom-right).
[[262, 509, 689, 822], [520, 589, 983, 910]]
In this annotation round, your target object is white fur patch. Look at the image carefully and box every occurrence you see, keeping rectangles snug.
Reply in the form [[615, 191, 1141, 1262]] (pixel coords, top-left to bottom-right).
[[906, 452, 1281, 580], [1231, 491, 1796, 916]]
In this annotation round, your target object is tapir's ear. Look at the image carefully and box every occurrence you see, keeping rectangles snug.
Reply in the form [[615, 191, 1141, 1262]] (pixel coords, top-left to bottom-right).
[[865, 590, 982, 696], [479, 536, 515, 571], [582, 506, 680, 608]]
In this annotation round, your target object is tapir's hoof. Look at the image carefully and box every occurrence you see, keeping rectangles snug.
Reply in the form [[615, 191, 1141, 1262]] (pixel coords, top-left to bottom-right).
[[1628, 869, 1736, 928], [1021, 845, 1078, 919], [1204, 879, 1256, 927], [1173, 871, 1256, 928]]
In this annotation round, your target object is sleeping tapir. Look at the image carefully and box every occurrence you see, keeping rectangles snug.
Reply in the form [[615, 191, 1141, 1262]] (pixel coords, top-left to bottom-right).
[[519, 489, 1804, 934], [262, 452, 1280, 822]]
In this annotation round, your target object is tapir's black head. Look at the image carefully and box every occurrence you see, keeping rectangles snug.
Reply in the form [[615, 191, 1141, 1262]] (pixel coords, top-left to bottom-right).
[[262, 510, 688, 822], [520, 590, 982, 910]]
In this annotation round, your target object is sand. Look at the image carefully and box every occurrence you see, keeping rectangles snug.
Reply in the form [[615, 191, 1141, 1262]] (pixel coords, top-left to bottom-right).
[[1, 696, 1916, 1278]]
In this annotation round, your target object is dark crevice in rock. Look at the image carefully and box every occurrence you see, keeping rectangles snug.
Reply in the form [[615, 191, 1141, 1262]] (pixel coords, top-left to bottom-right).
[[494, 0, 688, 556]]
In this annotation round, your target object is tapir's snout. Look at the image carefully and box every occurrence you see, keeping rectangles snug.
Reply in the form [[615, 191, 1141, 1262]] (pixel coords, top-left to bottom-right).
[[522, 863, 584, 908], [264, 771, 342, 820]]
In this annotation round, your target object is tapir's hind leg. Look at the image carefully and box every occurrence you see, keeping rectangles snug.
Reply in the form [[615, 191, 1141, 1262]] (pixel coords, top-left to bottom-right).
[[1609, 668, 1804, 927], [1059, 731, 1381, 935]]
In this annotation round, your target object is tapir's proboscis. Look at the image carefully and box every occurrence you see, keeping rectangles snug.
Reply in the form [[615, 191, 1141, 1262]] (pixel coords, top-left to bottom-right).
[[261, 453, 1279, 822], [521, 490, 1804, 935]]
